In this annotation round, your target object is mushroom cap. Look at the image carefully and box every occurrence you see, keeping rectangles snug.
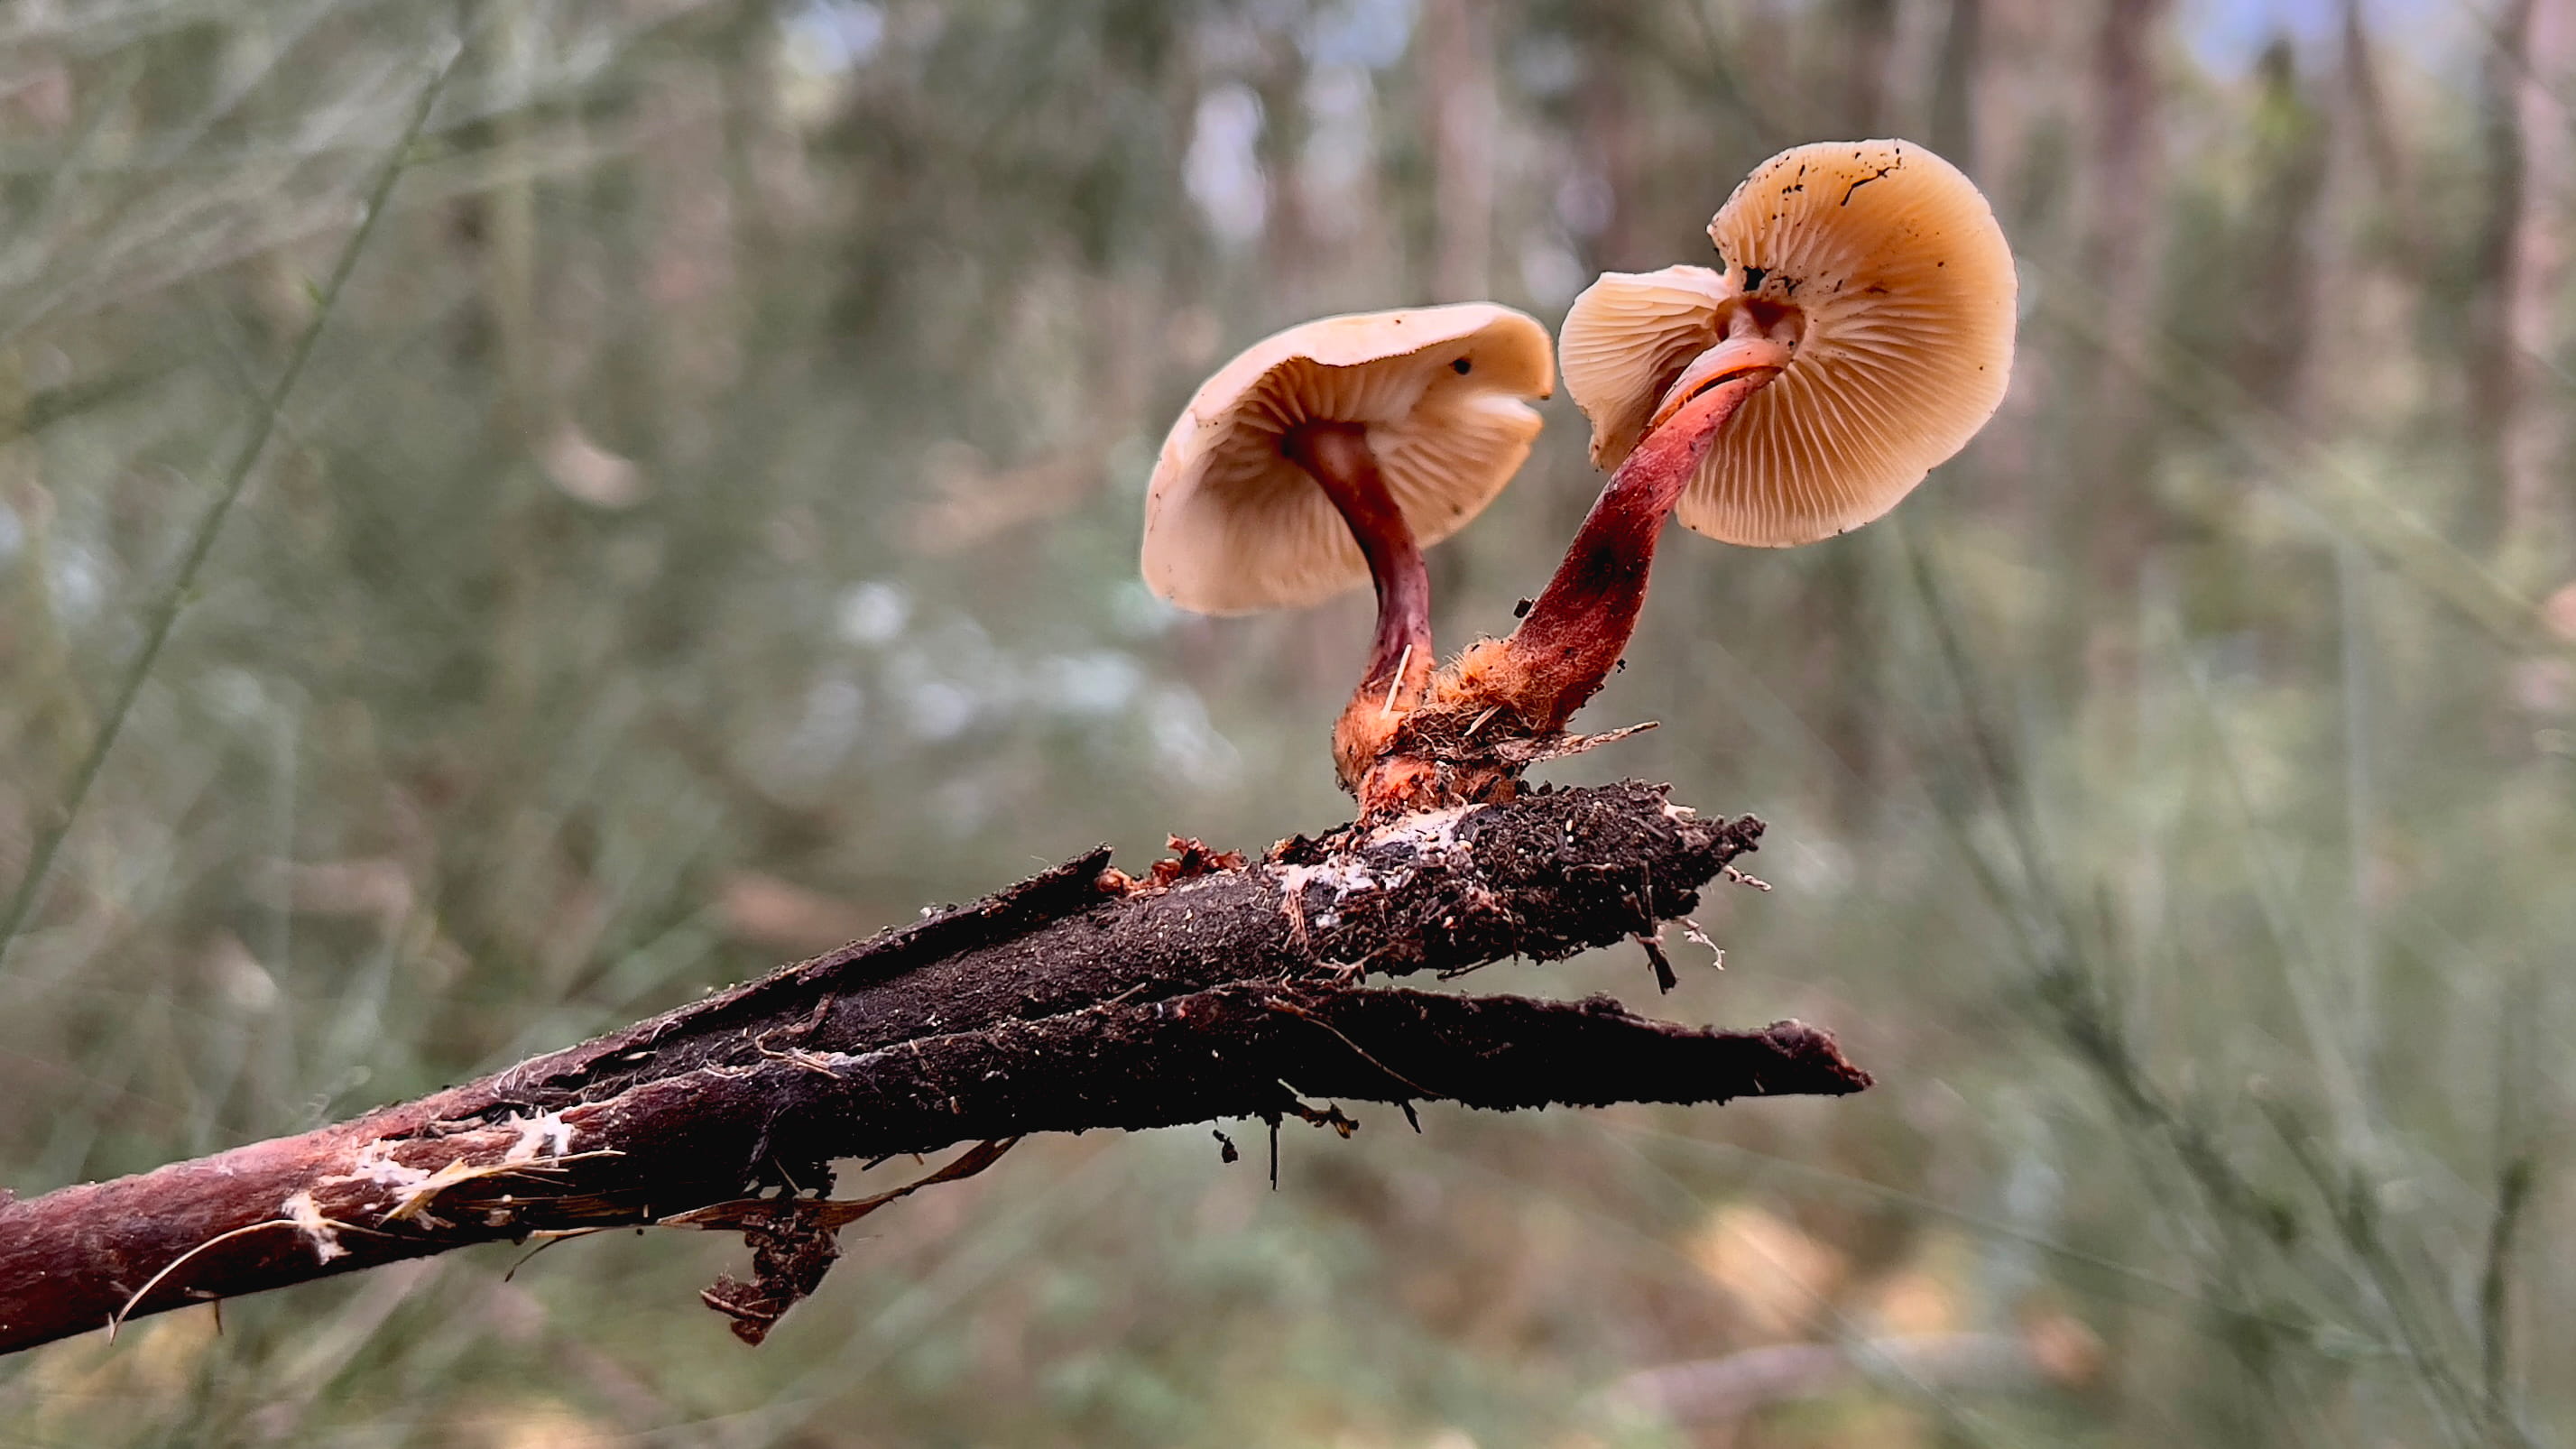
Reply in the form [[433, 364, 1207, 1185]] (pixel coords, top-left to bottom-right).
[[1142, 303, 1555, 614], [1558, 139, 2016, 547]]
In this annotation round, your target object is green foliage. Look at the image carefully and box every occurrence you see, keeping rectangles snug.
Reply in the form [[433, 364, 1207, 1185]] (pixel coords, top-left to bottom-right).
[[3, 2, 2571, 1444]]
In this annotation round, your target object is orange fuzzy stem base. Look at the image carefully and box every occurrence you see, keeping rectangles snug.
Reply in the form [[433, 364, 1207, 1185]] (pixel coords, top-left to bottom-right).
[[1348, 368, 1779, 820]]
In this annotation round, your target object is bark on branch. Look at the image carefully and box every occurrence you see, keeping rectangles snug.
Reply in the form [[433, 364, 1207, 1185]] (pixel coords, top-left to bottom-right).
[[0, 782, 1868, 1355]]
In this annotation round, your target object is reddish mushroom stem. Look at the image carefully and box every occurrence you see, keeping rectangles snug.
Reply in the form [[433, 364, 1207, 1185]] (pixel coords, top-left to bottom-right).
[[1282, 422, 1436, 785], [1490, 352, 1785, 733]]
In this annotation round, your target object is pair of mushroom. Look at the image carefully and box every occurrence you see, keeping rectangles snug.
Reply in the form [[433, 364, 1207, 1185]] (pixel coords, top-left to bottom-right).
[[1143, 140, 2017, 816]]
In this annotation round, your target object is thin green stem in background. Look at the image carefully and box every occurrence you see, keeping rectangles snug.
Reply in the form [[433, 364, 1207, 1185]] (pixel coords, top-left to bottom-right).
[[2479, 1149, 2537, 1432], [1899, 521, 2548, 1448], [0, 56, 457, 978]]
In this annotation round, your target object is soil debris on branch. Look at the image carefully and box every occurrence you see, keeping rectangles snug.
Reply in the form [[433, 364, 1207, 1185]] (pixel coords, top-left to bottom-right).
[[0, 782, 1866, 1355]]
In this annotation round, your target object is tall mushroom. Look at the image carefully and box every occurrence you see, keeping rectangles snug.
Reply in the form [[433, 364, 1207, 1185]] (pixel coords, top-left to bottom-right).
[[1369, 140, 2016, 812], [1141, 304, 1556, 789]]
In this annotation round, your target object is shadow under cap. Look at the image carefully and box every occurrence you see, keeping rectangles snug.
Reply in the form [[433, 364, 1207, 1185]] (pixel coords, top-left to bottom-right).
[[1141, 303, 1555, 615]]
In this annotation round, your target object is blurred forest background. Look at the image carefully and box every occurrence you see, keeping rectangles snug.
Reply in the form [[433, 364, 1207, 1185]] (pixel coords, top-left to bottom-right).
[[4, 0, 2574, 1444]]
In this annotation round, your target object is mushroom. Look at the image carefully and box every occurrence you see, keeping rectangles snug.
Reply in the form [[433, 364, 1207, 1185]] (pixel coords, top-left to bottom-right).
[[1370, 140, 2014, 809], [1565, 139, 2017, 549], [1141, 303, 1556, 789]]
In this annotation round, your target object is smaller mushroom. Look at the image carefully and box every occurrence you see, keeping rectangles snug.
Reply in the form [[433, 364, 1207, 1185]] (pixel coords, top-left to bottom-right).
[[1141, 304, 1556, 789], [1362, 140, 2014, 814]]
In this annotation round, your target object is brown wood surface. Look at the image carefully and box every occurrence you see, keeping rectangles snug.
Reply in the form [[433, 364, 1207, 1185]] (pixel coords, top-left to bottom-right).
[[0, 782, 1867, 1355]]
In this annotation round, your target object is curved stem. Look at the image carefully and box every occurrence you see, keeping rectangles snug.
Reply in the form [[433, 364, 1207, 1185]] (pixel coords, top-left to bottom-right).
[[1284, 423, 1434, 784], [1498, 365, 1778, 732]]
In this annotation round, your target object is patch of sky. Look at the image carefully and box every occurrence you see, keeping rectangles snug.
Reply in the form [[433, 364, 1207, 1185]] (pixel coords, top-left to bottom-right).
[[1304, 0, 1417, 70], [900, 677, 980, 742], [1031, 651, 1145, 719], [49, 541, 104, 620], [1510, 31, 1582, 97], [2179, 0, 2454, 79], [1300, 63, 1377, 227], [1185, 83, 1269, 246], [836, 579, 911, 647], [780, 0, 886, 78]]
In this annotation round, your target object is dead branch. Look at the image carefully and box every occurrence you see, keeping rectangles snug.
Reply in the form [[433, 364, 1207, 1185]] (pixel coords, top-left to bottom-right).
[[0, 782, 1868, 1355]]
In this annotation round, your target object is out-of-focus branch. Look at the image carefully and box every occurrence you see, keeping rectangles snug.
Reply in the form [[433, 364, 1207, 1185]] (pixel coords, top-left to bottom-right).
[[0, 782, 1868, 1355], [1603, 1330, 2098, 1426]]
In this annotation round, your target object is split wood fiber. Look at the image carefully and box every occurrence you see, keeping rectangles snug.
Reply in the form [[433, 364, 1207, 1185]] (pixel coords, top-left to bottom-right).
[[0, 782, 1867, 1354]]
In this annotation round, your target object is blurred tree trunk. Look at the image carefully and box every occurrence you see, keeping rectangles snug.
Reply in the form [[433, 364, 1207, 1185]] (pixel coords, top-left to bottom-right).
[[1929, 0, 1983, 168], [1840, 0, 1897, 134], [1423, 0, 1494, 300], [2064, 0, 2170, 691], [2335, 0, 2426, 273], [1578, 36, 1647, 272], [1255, 31, 1316, 318], [2232, 42, 2327, 427], [1811, 0, 1903, 821], [2082, 0, 2167, 483], [2471, 0, 2572, 587]]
